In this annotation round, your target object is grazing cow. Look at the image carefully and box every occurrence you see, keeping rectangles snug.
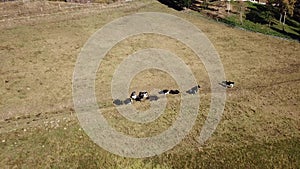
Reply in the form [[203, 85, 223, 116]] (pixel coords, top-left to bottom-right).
[[169, 89, 180, 94], [186, 85, 200, 94], [162, 89, 169, 95], [130, 91, 149, 102], [138, 91, 149, 101], [223, 81, 235, 88], [159, 89, 180, 95], [130, 91, 137, 100]]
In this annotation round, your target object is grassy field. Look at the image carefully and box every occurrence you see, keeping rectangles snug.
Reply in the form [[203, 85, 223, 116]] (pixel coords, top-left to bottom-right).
[[0, 0, 300, 168]]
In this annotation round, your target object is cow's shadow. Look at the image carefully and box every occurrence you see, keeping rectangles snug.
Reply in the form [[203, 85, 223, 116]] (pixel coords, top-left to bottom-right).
[[186, 85, 200, 94], [113, 95, 159, 106], [219, 82, 227, 88], [113, 99, 123, 106], [149, 95, 159, 101]]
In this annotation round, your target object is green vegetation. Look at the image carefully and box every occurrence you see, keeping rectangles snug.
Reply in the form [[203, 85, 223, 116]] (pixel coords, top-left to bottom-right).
[[221, 2, 300, 41], [164, 0, 300, 41]]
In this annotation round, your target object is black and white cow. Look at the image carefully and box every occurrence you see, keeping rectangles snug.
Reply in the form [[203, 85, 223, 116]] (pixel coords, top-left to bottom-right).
[[223, 81, 235, 88], [138, 91, 149, 101], [160, 89, 180, 95], [161, 89, 169, 95], [169, 89, 180, 94], [130, 91, 137, 101], [130, 91, 149, 102]]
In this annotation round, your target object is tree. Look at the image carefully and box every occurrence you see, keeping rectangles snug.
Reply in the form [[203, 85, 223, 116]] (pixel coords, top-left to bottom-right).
[[237, 0, 246, 25], [282, 0, 297, 31], [202, 0, 209, 9], [227, 0, 232, 14], [262, 10, 273, 27], [273, 0, 297, 30]]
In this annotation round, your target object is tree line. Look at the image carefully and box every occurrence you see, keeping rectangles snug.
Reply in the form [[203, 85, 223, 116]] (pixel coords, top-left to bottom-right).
[[175, 0, 299, 30]]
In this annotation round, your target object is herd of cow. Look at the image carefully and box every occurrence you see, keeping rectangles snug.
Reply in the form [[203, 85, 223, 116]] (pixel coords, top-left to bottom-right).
[[127, 80, 234, 104]]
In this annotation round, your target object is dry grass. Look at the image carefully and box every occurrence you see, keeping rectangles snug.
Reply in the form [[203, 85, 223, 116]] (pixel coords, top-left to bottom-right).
[[0, 0, 299, 168]]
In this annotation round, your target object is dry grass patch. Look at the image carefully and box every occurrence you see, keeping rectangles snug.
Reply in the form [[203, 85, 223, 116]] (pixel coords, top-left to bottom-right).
[[0, 0, 299, 168]]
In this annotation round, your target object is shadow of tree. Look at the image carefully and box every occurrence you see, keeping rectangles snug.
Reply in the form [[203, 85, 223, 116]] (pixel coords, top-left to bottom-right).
[[246, 11, 268, 24], [291, 27, 300, 35], [157, 0, 184, 11], [246, 4, 270, 24], [285, 17, 300, 28], [270, 26, 300, 41]]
